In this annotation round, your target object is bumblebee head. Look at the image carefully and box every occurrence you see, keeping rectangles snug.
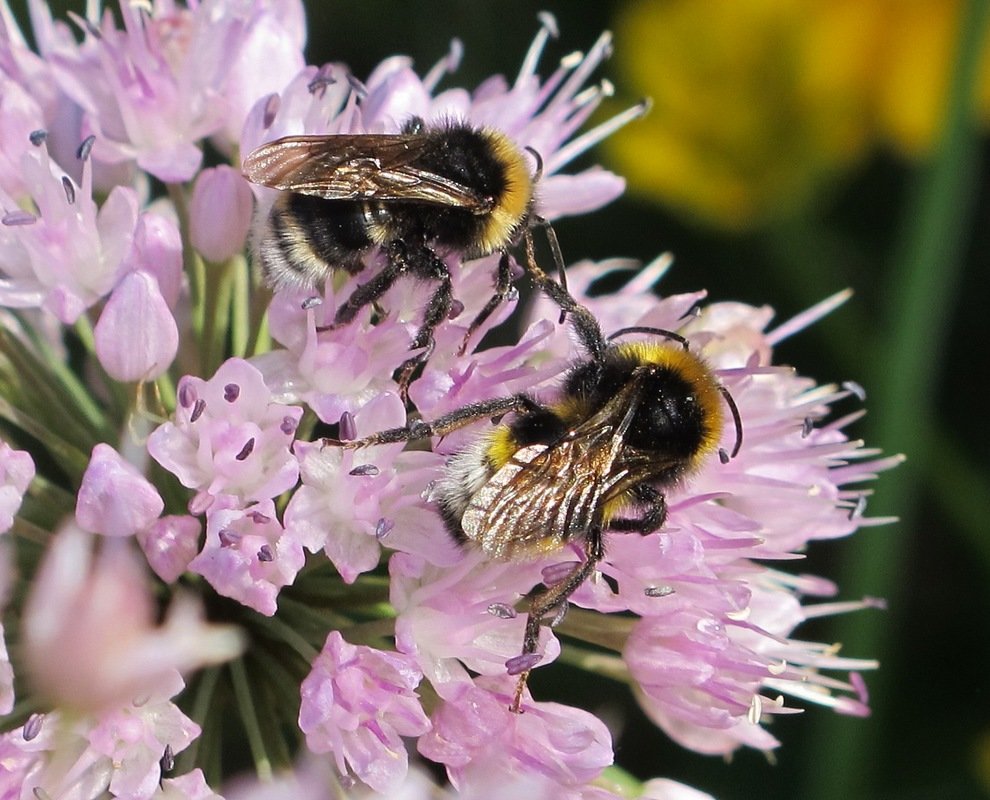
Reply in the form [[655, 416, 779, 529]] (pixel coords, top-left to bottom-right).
[[562, 340, 728, 473], [623, 352, 724, 470]]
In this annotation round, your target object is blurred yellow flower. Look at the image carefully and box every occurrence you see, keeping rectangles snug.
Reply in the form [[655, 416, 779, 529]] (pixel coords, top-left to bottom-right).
[[606, 0, 990, 229]]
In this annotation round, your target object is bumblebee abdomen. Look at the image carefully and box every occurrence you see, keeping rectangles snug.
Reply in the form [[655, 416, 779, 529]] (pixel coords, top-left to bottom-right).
[[259, 194, 371, 288]]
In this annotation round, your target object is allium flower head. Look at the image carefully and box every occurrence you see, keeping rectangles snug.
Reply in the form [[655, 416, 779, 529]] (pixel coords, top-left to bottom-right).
[[0, 5, 898, 800]]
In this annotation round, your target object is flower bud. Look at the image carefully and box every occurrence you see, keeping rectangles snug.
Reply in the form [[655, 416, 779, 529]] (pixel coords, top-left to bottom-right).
[[94, 270, 179, 381], [189, 165, 254, 263]]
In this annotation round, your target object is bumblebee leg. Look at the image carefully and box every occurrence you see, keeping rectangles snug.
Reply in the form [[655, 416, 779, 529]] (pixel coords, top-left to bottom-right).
[[323, 393, 542, 448], [510, 530, 605, 713], [334, 240, 410, 326], [607, 484, 667, 533], [395, 246, 454, 394], [522, 229, 607, 362], [528, 215, 569, 292], [457, 252, 513, 356]]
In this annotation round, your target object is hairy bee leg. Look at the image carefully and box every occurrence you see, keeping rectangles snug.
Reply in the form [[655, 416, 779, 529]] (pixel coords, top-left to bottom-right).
[[607, 484, 668, 533], [323, 394, 543, 449], [334, 241, 409, 327], [510, 531, 605, 713], [522, 229, 607, 362], [395, 250, 455, 395], [457, 252, 513, 356]]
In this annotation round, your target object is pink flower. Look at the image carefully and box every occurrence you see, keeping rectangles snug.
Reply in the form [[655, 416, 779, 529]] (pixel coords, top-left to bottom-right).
[[255, 289, 415, 422], [148, 358, 303, 508], [418, 677, 613, 795], [510, 261, 898, 753], [75, 443, 164, 537], [0, 678, 202, 800], [224, 757, 441, 800], [0, 440, 34, 533], [298, 631, 431, 794], [122, 211, 184, 308], [390, 552, 559, 695], [0, 73, 47, 197], [190, 499, 304, 615], [159, 769, 224, 800], [94, 270, 179, 381], [0, 141, 139, 322], [22, 523, 243, 713], [86, 671, 201, 799], [284, 393, 448, 582]]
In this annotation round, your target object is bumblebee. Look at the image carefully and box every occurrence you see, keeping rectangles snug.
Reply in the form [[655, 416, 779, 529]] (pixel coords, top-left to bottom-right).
[[242, 117, 548, 381], [329, 274, 742, 710]]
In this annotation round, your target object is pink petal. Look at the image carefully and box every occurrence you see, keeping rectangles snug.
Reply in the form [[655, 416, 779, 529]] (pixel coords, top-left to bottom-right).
[[75, 443, 163, 537]]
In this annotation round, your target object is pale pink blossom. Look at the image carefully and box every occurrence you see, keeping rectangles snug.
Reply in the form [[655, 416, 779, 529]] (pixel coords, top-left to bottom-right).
[[298, 631, 431, 794], [43, 0, 305, 183], [148, 358, 303, 508], [0, 678, 201, 800], [224, 756, 441, 800], [390, 552, 559, 695], [190, 499, 304, 615], [254, 288, 414, 422], [159, 769, 224, 800], [241, 19, 632, 223], [0, 141, 139, 322], [122, 211, 183, 309], [284, 393, 448, 582], [75, 443, 164, 537], [22, 523, 243, 713], [418, 677, 613, 794], [0, 74, 47, 197]]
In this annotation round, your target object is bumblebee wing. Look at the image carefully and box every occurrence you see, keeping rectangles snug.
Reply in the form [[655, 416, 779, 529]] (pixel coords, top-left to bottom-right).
[[462, 429, 626, 559], [242, 134, 492, 210]]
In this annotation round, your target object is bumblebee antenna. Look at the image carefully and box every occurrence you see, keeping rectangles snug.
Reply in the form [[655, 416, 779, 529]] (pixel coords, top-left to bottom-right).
[[608, 326, 689, 350], [525, 145, 544, 183], [523, 145, 570, 296], [719, 385, 743, 459]]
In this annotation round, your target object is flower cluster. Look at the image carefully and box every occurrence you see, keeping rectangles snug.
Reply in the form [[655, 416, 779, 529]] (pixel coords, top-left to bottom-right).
[[0, 2, 897, 799]]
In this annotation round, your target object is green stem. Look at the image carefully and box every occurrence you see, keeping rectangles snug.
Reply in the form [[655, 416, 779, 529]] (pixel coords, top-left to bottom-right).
[[203, 257, 234, 376], [167, 183, 206, 340], [230, 254, 251, 358], [250, 609, 322, 661], [176, 666, 221, 775], [554, 642, 631, 683], [229, 658, 273, 781]]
